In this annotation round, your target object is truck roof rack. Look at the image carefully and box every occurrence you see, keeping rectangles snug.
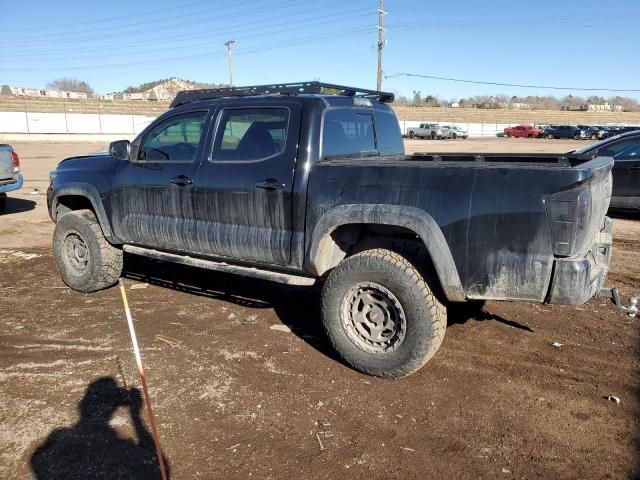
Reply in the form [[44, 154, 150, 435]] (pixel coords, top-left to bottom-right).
[[170, 81, 395, 108]]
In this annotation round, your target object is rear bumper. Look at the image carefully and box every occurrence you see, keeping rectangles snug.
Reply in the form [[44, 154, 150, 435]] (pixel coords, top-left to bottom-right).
[[0, 173, 23, 193], [546, 216, 612, 305]]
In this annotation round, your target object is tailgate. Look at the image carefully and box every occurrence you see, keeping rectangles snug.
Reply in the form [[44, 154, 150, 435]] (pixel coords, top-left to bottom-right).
[[544, 156, 613, 258], [0, 145, 15, 183], [545, 156, 614, 304]]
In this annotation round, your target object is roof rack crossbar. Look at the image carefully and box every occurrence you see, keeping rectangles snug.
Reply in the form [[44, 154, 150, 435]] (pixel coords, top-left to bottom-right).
[[170, 81, 394, 107]]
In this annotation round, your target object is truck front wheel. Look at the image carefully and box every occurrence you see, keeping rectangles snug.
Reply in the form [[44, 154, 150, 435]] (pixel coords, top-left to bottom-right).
[[52, 209, 123, 292], [321, 248, 446, 378], [408, 131, 415, 139]]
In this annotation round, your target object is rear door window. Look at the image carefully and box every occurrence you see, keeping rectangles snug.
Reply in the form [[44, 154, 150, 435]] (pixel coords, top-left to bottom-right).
[[211, 107, 289, 162]]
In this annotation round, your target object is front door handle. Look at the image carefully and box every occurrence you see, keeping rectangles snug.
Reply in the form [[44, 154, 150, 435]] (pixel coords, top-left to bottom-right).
[[170, 175, 193, 186], [256, 178, 285, 191]]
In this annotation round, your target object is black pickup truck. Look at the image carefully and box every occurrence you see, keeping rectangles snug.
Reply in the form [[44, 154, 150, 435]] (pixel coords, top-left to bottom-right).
[[48, 82, 617, 378]]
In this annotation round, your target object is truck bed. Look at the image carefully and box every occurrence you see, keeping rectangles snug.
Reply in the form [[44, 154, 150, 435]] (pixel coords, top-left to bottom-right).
[[308, 154, 613, 302]]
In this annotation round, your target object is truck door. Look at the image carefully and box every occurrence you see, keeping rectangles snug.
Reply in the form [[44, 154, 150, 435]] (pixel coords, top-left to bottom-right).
[[110, 110, 210, 252], [611, 143, 640, 209], [192, 103, 301, 265]]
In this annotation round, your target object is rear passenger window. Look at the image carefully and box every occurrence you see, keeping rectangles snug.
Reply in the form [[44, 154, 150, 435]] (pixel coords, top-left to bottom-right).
[[374, 110, 404, 156], [211, 108, 289, 162], [137, 112, 207, 163], [322, 109, 375, 158]]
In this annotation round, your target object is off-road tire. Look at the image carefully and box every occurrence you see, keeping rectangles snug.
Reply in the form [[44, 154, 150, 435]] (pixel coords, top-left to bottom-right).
[[0, 193, 6, 213], [53, 209, 122, 292], [321, 248, 447, 378]]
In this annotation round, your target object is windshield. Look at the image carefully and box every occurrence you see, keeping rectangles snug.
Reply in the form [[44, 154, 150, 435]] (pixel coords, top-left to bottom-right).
[[573, 134, 640, 156]]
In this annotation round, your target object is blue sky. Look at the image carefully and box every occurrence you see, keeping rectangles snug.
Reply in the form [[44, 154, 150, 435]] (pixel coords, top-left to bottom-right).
[[1, 0, 638, 100]]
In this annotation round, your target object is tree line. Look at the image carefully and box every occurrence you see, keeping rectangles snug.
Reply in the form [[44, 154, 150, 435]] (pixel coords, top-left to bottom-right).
[[394, 91, 640, 112]]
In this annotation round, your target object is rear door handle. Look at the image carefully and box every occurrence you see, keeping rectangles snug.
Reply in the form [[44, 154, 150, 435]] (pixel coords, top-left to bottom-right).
[[170, 175, 193, 186], [256, 178, 285, 191]]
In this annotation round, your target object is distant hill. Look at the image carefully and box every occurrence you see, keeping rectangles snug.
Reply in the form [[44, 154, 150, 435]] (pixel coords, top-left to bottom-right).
[[123, 77, 219, 94]]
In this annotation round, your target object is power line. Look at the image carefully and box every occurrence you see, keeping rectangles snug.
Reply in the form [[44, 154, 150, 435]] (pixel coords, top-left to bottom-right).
[[7, 0, 261, 40], [1, 0, 214, 33], [2, 8, 373, 60], [1, 27, 375, 72], [387, 11, 640, 29], [65, 27, 375, 82], [4, 0, 314, 46], [385, 73, 640, 93]]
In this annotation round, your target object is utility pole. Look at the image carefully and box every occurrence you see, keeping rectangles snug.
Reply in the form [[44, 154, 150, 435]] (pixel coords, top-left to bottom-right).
[[224, 39, 235, 87], [377, 0, 387, 91]]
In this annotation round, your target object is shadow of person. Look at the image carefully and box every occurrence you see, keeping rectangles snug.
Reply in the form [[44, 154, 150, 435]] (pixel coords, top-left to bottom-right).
[[30, 377, 170, 480]]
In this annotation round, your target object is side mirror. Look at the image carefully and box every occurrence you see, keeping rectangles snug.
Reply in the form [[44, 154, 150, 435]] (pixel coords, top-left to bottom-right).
[[109, 140, 131, 161]]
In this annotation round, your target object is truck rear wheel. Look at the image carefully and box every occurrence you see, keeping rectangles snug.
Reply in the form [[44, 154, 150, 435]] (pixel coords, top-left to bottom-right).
[[52, 209, 123, 292], [0, 193, 6, 213], [321, 248, 446, 378], [409, 131, 415, 139]]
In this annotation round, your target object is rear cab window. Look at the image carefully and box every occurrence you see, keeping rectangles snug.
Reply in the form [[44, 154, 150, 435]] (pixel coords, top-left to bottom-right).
[[322, 107, 404, 159]]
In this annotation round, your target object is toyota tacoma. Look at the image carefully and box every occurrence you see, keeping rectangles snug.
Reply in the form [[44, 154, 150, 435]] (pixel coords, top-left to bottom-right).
[[48, 82, 621, 378]]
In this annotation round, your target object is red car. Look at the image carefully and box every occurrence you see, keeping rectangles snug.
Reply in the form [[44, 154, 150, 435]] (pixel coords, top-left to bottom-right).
[[504, 124, 543, 138]]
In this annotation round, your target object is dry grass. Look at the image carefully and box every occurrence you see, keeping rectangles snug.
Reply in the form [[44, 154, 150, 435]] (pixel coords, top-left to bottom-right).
[[393, 106, 640, 125], [2, 96, 640, 125]]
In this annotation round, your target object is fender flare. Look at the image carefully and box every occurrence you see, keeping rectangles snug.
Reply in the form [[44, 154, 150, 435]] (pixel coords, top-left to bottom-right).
[[306, 204, 465, 302], [50, 183, 118, 243]]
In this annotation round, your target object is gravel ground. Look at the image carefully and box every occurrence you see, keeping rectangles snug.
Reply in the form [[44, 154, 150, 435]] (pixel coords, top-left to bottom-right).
[[0, 138, 638, 479]]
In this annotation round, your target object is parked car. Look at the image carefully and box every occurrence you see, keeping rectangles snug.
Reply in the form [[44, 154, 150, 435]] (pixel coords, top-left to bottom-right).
[[577, 125, 608, 140], [534, 125, 550, 138], [544, 125, 587, 140], [0, 144, 22, 212], [447, 125, 468, 139], [567, 130, 640, 211], [48, 81, 616, 378], [407, 122, 450, 140], [504, 124, 543, 138]]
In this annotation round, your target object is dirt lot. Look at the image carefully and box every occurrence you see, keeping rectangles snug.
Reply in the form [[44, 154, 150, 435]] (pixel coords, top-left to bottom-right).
[[1, 138, 639, 479]]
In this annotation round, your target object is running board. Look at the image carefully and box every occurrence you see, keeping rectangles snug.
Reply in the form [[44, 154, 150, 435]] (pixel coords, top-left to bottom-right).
[[123, 245, 317, 286]]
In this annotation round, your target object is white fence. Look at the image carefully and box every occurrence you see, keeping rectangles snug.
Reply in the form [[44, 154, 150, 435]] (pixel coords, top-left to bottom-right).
[[0, 112, 511, 137], [0, 112, 156, 135]]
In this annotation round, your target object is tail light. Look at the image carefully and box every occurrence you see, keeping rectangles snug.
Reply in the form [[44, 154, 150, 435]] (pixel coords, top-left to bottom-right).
[[545, 186, 590, 257], [11, 151, 20, 174]]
